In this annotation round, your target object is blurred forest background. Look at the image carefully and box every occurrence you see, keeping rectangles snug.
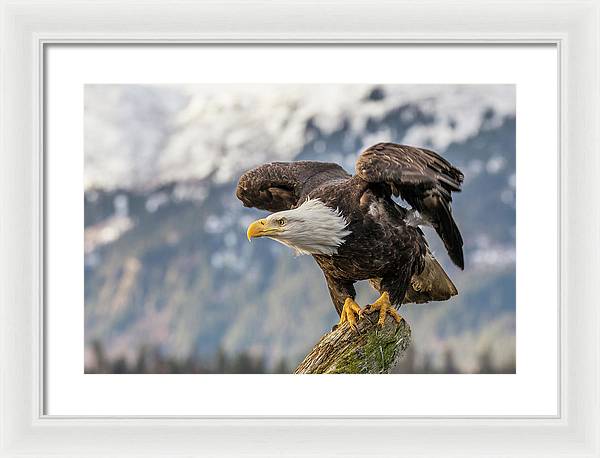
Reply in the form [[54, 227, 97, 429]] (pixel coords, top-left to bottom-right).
[[84, 84, 516, 374]]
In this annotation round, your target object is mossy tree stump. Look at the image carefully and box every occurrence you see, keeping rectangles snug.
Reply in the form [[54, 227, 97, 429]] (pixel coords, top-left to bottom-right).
[[294, 313, 411, 374]]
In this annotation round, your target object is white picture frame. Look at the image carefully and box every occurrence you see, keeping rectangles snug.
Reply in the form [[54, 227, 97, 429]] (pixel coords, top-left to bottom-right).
[[1, 0, 598, 456]]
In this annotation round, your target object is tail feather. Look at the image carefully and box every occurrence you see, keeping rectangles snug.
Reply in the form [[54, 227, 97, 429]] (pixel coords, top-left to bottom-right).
[[403, 251, 458, 304]]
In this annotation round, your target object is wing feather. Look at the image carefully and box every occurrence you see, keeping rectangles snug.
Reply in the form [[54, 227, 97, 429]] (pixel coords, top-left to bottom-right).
[[236, 161, 350, 212], [356, 143, 465, 269]]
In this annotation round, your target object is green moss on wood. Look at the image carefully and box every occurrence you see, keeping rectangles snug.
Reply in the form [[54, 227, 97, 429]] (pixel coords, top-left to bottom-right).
[[295, 314, 411, 374]]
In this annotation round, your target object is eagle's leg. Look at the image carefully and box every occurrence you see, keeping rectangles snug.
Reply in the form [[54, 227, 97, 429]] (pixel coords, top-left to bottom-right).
[[338, 297, 364, 331], [365, 292, 402, 327]]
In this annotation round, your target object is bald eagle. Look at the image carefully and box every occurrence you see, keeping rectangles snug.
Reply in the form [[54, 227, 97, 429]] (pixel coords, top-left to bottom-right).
[[236, 143, 464, 329]]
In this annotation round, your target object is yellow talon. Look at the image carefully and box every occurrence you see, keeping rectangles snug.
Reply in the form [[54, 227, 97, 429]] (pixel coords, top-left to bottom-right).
[[338, 297, 364, 331], [365, 292, 403, 327]]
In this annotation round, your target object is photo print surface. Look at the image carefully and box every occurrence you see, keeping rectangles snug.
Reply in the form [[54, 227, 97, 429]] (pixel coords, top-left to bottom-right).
[[84, 84, 516, 374]]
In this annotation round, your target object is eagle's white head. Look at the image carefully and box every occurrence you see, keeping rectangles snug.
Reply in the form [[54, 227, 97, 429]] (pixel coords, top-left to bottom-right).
[[246, 198, 351, 256]]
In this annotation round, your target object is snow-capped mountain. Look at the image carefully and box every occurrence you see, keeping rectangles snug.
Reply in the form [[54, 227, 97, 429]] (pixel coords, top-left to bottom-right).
[[85, 84, 514, 189]]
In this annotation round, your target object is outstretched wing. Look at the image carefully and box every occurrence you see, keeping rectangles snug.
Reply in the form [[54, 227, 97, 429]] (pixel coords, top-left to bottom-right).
[[356, 143, 465, 269], [236, 161, 350, 212]]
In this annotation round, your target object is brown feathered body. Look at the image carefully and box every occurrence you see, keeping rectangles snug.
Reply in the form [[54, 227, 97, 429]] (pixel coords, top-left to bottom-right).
[[236, 143, 464, 315]]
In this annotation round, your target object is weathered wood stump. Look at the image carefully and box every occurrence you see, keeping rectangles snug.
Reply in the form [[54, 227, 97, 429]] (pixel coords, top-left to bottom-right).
[[294, 313, 411, 374]]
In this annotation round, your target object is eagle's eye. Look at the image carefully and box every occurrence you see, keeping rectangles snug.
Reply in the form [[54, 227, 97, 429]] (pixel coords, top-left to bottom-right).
[[277, 218, 286, 226]]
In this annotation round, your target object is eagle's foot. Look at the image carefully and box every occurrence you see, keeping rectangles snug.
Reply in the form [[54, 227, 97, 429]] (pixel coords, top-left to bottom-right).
[[338, 297, 364, 332], [365, 292, 402, 327]]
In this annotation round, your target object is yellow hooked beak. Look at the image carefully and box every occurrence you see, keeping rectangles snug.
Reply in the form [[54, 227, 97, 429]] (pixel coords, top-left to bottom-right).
[[246, 218, 282, 241]]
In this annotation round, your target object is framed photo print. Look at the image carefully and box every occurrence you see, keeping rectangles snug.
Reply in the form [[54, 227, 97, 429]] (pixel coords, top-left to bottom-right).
[[1, 1, 599, 457]]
